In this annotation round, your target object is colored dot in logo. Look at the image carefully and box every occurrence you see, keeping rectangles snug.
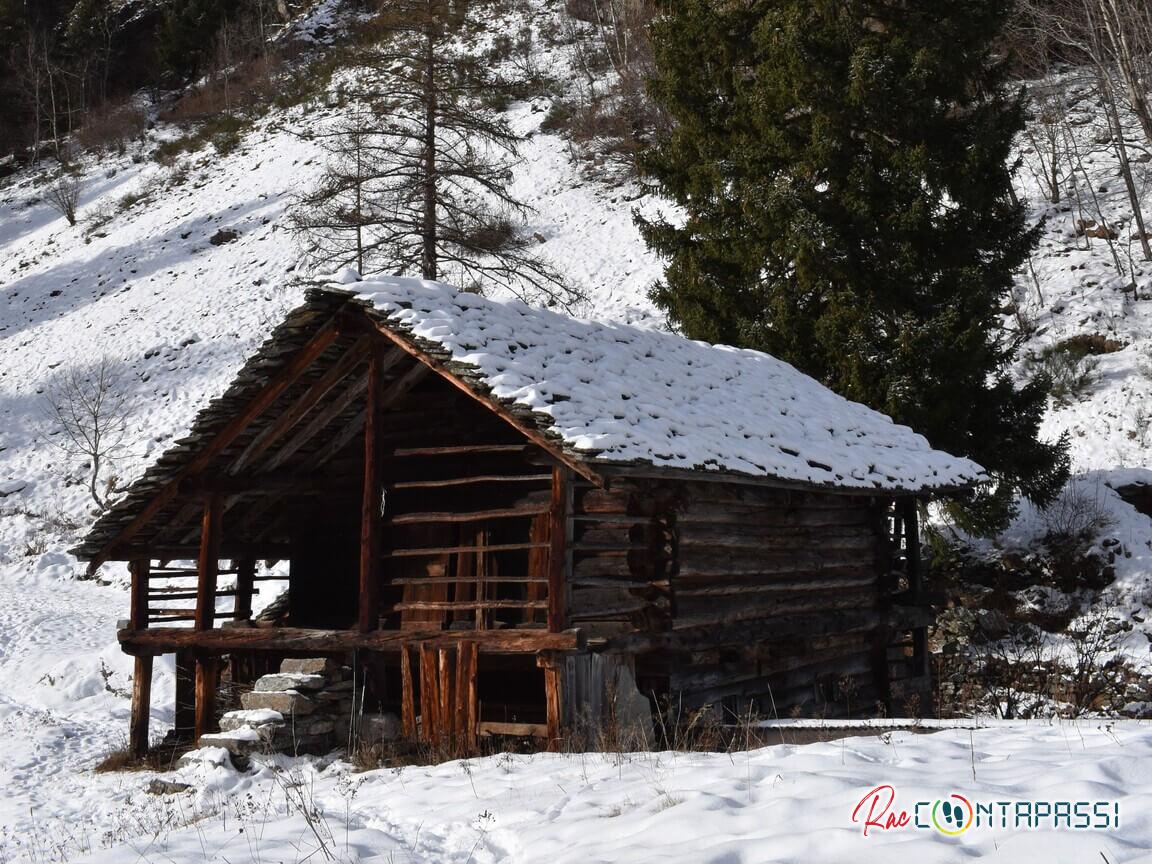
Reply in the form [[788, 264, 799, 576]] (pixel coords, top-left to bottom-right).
[[931, 795, 974, 836]]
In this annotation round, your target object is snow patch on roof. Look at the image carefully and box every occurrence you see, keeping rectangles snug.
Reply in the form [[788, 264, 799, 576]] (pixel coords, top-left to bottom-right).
[[336, 275, 985, 491]]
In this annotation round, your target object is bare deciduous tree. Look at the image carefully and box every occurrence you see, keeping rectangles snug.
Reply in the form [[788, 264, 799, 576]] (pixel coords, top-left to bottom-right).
[[42, 357, 134, 510], [46, 175, 82, 225]]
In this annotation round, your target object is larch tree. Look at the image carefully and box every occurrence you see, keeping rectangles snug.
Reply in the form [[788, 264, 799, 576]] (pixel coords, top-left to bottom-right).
[[636, 0, 1068, 530], [293, 0, 577, 309]]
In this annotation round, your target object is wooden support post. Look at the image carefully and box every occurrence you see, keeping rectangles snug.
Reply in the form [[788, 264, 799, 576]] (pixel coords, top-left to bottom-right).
[[454, 641, 475, 751], [195, 495, 223, 631], [400, 643, 415, 738], [901, 498, 922, 600], [359, 345, 385, 633], [129, 559, 150, 629], [438, 646, 454, 749], [129, 655, 153, 758], [543, 655, 562, 752], [194, 656, 220, 740], [548, 467, 570, 632], [174, 650, 196, 739], [419, 642, 436, 744], [234, 558, 256, 622]]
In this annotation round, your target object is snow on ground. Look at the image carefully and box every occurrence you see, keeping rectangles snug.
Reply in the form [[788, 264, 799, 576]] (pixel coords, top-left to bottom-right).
[[10, 719, 1151, 863]]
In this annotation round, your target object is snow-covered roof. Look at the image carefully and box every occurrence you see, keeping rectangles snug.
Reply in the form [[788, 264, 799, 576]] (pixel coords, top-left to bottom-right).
[[335, 271, 984, 492]]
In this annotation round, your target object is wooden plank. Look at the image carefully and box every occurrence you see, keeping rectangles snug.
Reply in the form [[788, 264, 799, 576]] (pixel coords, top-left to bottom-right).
[[392, 600, 548, 612], [129, 559, 150, 630], [548, 467, 570, 632], [194, 656, 219, 739], [385, 542, 549, 558], [119, 626, 584, 655], [389, 505, 550, 525], [148, 590, 240, 602], [90, 321, 343, 568], [390, 576, 546, 586], [391, 444, 530, 457], [369, 321, 603, 485], [391, 474, 552, 489], [233, 558, 256, 621], [400, 643, 415, 738], [194, 495, 223, 631], [230, 335, 372, 474], [479, 721, 548, 738], [379, 362, 432, 410], [359, 344, 386, 633], [129, 655, 153, 758]]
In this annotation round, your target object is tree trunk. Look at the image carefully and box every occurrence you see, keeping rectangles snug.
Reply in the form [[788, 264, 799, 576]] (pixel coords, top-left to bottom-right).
[[421, 24, 438, 281]]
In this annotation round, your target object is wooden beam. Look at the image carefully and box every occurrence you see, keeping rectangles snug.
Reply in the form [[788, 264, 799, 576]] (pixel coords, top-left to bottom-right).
[[181, 470, 360, 495], [129, 559, 150, 629], [390, 505, 550, 525], [229, 336, 372, 475], [548, 467, 570, 632], [129, 655, 153, 758], [390, 474, 552, 489], [89, 320, 344, 569], [118, 625, 584, 655], [194, 495, 223, 631], [272, 370, 372, 469], [174, 649, 196, 740], [543, 658, 562, 752], [369, 321, 603, 486], [234, 558, 256, 621], [359, 345, 386, 633], [400, 643, 415, 738], [194, 656, 219, 740]]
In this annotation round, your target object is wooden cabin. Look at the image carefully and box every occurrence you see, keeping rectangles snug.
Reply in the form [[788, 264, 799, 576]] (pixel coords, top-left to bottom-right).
[[74, 276, 983, 756]]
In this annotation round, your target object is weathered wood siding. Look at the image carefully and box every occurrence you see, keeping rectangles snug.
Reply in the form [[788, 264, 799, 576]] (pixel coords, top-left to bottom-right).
[[570, 477, 900, 719]]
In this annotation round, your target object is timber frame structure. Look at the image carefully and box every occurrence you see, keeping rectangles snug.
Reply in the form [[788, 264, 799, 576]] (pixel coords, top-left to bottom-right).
[[75, 286, 973, 757]]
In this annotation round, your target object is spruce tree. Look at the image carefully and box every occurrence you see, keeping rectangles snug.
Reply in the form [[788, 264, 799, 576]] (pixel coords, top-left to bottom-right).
[[636, 0, 1067, 529]]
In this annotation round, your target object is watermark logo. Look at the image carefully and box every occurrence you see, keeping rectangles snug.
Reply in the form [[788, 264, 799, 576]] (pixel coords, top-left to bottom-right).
[[851, 785, 1119, 838]]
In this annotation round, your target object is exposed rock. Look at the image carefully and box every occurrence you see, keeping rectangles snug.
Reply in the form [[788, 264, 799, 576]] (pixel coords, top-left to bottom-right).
[[147, 779, 193, 795], [281, 658, 341, 677], [240, 690, 316, 715], [253, 673, 326, 692], [361, 712, 401, 744], [199, 728, 268, 757], [209, 228, 238, 245], [220, 708, 284, 731]]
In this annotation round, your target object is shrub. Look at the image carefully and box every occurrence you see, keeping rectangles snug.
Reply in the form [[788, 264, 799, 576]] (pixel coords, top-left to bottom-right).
[[75, 100, 149, 155], [46, 175, 82, 226], [1025, 338, 1103, 406]]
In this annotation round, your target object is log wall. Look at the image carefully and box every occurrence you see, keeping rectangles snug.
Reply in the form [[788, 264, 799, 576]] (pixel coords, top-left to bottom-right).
[[571, 476, 921, 720]]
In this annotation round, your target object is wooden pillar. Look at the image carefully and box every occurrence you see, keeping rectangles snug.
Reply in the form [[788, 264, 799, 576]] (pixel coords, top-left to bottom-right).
[[547, 467, 571, 633], [129, 655, 153, 758], [194, 656, 220, 740], [418, 641, 437, 744], [174, 649, 196, 739], [901, 498, 922, 600], [542, 654, 562, 752], [129, 559, 150, 629], [195, 494, 223, 631], [455, 640, 477, 751], [234, 557, 256, 622], [358, 346, 385, 633], [400, 643, 416, 738]]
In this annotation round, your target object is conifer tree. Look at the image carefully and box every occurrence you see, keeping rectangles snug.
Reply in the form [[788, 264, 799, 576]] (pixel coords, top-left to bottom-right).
[[636, 0, 1068, 528], [293, 0, 577, 308]]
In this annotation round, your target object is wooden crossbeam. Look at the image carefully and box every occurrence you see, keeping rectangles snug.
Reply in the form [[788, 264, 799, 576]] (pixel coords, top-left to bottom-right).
[[194, 495, 223, 631], [359, 345, 386, 634], [274, 367, 373, 470], [229, 335, 372, 475], [90, 319, 343, 569]]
